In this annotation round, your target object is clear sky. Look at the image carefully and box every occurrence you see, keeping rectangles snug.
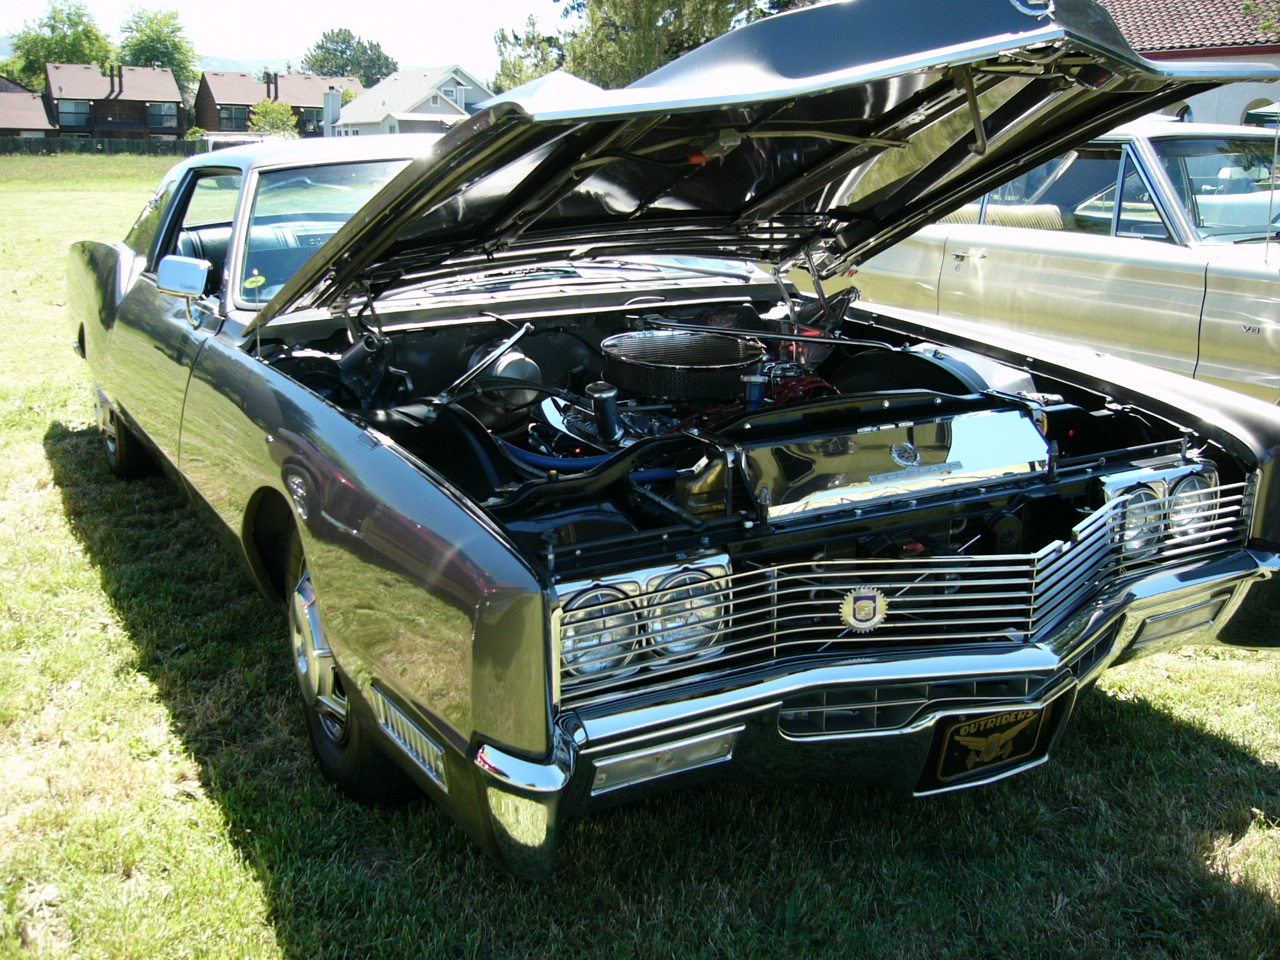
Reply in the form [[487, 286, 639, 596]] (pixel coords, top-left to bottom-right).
[[0, 0, 568, 84]]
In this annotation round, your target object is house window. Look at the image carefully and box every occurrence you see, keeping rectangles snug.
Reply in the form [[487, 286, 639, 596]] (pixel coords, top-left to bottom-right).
[[58, 100, 90, 127], [148, 102, 178, 128], [219, 104, 249, 131], [430, 94, 439, 106], [300, 108, 322, 135], [443, 86, 457, 102]]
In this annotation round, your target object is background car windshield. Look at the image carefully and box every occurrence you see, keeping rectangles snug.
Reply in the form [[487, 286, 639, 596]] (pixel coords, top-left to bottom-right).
[[1152, 137, 1280, 242], [239, 159, 409, 306]]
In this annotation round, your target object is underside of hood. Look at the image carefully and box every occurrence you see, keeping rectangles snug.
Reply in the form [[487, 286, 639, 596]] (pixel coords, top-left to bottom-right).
[[252, 0, 1279, 330]]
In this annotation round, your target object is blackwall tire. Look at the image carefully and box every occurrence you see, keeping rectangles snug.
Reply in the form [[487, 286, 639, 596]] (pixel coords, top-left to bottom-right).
[[101, 408, 154, 479]]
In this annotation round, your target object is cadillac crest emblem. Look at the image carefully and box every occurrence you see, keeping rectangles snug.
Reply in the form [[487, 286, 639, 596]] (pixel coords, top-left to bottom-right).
[[839, 587, 888, 633], [890, 441, 922, 467]]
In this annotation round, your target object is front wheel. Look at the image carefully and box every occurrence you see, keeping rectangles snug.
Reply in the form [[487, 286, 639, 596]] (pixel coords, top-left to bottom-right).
[[287, 535, 417, 805], [100, 406, 154, 479]]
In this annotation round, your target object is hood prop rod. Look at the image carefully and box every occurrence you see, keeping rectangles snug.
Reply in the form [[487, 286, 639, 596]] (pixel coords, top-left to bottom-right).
[[957, 65, 988, 156]]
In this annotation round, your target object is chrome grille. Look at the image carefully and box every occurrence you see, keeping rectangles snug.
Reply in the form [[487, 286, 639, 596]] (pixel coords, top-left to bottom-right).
[[779, 674, 1046, 737], [557, 481, 1249, 709], [778, 626, 1115, 737]]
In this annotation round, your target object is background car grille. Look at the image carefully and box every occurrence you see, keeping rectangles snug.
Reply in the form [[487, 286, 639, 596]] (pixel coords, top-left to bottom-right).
[[557, 481, 1250, 709]]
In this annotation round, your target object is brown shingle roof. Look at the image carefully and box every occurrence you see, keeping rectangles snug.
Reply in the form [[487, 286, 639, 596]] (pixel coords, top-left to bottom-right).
[[1098, 0, 1278, 52], [275, 74, 362, 108], [201, 71, 267, 107], [202, 71, 362, 108], [0, 92, 54, 131], [44, 63, 181, 102]]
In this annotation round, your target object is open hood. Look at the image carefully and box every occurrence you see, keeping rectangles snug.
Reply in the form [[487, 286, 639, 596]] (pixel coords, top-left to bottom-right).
[[251, 0, 1279, 330]]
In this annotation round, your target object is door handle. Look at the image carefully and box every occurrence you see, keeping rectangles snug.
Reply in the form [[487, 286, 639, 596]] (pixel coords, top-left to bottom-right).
[[950, 250, 986, 260]]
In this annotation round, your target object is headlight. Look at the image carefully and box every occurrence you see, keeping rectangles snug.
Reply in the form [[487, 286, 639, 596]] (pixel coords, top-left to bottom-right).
[[1122, 486, 1164, 553], [561, 586, 640, 677], [651, 570, 724, 658], [1169, 473, 1214, 537]]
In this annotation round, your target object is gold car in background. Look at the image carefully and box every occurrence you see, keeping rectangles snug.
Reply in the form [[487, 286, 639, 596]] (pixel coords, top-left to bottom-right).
[[854, 120, 1280, 403]]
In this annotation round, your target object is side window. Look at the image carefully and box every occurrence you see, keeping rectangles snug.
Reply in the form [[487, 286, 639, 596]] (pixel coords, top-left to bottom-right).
[[151, 169, 243, 294], [1116, 155, 1171, 240], [123, 181, 175, 259], [979, 151, 1120, 232]]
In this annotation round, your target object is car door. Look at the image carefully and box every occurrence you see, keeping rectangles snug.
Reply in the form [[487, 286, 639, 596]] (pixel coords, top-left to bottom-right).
[[103, 167, 243, 465], [1198, 255, 1280, 403], [934, 145, 1207, 377], [850, 223, 955, 312]]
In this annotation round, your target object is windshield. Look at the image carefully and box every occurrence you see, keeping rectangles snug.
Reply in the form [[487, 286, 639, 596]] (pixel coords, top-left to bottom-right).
[[238, 159, 410, 307], [1150, 136, 1280, 243]]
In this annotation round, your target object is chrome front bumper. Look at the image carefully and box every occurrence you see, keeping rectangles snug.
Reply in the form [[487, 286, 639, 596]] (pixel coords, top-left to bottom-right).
[[473, 549, 1280, 878]]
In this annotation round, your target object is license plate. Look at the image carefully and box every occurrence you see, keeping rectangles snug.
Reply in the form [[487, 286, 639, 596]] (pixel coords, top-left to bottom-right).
[[935, 706, 1046, 783]]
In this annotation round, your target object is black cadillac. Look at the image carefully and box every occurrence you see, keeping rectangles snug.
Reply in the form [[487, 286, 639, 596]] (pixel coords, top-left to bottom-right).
[[68, 0, 1280, 877]]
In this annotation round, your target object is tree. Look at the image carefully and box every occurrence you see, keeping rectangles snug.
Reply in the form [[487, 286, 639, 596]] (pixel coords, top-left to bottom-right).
[[300, 29, 397, 87], [118, 9, 199, 99], [566, 0, 756, 87], [1244, 1, 1280, 36], [493, 16, 565, 93], [248, 99, 299, 138], [9, 1, 112, 92], [493, 0, 757, 92]]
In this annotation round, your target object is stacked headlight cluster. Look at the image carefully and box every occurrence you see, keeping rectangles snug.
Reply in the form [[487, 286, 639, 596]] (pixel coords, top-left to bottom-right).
[[557, 558, 730, 680], [1104, 463, 1219, 558]]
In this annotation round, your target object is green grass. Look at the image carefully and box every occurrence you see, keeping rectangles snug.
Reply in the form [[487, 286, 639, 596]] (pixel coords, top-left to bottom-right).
[[1, 154, 1279, 959], [0, 154, 176, 186]]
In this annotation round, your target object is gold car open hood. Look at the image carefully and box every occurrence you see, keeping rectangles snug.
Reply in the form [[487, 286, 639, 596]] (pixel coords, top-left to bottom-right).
[[250, 0, 1279, 331]]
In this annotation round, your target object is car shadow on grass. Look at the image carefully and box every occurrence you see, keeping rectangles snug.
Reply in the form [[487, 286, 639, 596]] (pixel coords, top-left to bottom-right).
[[44, 420, 1280, 960]]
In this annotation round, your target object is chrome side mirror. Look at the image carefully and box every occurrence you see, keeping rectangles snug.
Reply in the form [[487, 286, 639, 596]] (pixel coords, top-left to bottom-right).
[[156, 255, 212, 299]]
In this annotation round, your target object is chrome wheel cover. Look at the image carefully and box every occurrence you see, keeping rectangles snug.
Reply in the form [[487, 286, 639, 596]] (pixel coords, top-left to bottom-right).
[[101, 409, 120, 459], [290, 571, 348, 743]]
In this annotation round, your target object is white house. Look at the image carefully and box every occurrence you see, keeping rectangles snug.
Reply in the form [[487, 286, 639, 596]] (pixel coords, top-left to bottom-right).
[[335, 66, 494, 136]]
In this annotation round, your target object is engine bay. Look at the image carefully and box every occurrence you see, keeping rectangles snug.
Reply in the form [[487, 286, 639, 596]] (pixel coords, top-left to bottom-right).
[[258, 274, 1241, 580]]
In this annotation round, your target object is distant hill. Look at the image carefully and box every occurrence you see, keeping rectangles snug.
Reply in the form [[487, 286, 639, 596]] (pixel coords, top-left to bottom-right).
[[0, 42, 413, 80], [0, 38, 295, 75], [199, 56, 296, 76]]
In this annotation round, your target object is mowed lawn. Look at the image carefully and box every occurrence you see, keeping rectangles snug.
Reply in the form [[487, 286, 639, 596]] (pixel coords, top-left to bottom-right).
[[1, 153, 1279, 959]]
